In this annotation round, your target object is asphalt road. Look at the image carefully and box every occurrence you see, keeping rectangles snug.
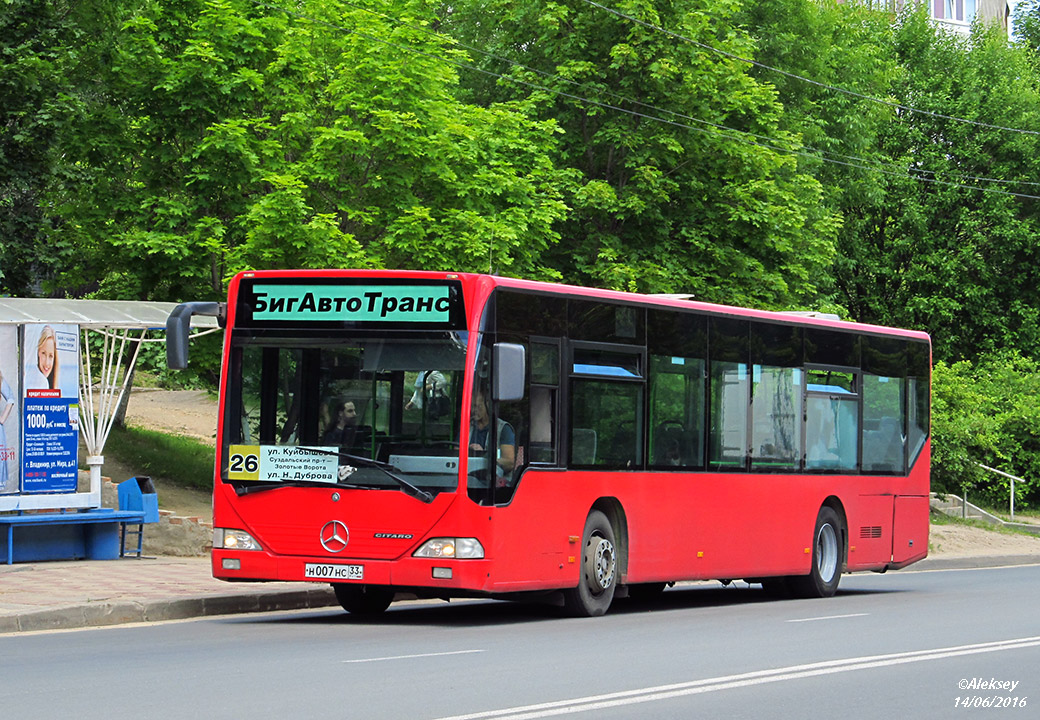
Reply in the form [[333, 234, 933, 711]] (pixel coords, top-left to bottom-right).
[[2, 564, 1038, 720]]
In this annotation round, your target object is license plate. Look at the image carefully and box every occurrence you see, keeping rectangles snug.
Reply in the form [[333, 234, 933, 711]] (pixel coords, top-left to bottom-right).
[[304, 563, 364, 580]]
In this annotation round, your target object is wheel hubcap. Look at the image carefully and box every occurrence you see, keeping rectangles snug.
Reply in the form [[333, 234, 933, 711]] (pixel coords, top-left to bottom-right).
[[816, 523, 838, 582], [587, 536, 616, 592]]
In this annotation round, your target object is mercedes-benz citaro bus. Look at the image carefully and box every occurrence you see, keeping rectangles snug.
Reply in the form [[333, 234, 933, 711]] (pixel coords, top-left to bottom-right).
[[166, 270, 930, 617]]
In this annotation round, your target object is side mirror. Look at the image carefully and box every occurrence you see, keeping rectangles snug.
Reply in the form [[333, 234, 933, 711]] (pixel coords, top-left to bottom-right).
[[492, 343, 526, 402], [166, 301, 222, 369]]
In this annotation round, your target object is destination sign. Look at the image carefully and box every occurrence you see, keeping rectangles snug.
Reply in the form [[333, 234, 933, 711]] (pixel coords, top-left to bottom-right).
[[244, 282, 459, 325]]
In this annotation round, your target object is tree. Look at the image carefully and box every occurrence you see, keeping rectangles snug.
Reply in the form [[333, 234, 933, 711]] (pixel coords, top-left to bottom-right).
[[443, 0, 840, 308], [44, 0, 568, 301], [932, 352, 1040, 508], [0, 0, 98, 295], [836, 9, 1040, 362], [1013, 0, 1040, 54], [736, 0, 900, 317]]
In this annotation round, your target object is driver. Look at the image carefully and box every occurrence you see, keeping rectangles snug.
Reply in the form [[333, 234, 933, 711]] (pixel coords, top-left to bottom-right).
[[469, 389, 515, 483]]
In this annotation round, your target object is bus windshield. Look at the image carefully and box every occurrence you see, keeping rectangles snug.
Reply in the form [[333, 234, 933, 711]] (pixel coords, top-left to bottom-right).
[[224, 331, 471, 498]]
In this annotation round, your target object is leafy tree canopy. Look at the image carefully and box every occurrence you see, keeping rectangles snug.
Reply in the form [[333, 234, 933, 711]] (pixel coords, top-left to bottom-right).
[[443, 0, 841, 309], [38, 0, 568, 301]]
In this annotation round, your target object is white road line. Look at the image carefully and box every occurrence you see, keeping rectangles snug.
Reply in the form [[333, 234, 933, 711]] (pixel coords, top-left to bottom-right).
[[343, 649, 485, 664], [786, 612, 870, 623], [430, 635, 1040, 720]]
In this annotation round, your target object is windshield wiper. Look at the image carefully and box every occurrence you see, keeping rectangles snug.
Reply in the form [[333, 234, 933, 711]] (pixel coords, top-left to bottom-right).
[[234, 476, 371, 496], [290, 446, 435, 504]]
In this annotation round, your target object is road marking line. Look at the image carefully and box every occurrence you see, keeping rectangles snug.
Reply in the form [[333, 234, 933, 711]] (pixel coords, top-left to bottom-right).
[[430, 636, 1040, 720], [344, 649, 484, 663], [786, 612, 870, 623]]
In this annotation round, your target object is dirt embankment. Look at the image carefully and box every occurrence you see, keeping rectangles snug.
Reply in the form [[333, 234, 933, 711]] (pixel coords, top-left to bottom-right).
[[929, 522, 1040, 557], [95, 389, 218, 555], [124, 388, 218, 444]]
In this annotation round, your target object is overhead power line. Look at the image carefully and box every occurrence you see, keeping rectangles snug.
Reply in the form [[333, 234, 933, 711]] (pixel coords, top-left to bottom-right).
[[244, 0, 1040, 200], [327, 0, 1040, 193], [583, 0, 1040, 138]]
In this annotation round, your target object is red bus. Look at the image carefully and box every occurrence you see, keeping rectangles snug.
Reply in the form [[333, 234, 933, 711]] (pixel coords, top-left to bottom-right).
[[167, 270, 931, 617]]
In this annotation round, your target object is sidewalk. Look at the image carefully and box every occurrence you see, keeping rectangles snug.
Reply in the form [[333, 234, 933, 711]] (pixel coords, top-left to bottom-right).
[[0, 556, 336, 634], [2, 552, 1038, 634]]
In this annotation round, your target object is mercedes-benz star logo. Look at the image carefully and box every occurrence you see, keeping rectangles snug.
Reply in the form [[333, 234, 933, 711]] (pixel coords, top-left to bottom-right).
[[320, 520, 349, 553]]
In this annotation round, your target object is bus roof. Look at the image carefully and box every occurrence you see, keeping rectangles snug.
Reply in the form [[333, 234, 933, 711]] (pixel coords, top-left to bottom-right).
[[228, 269, 930, 343]]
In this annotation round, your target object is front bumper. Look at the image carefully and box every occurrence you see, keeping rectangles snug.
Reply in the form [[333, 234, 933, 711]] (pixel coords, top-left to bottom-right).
[[212, 548, 494, 592]]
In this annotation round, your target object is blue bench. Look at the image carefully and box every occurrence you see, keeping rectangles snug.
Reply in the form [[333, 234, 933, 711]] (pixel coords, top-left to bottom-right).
[[0, 509, 146, 565]]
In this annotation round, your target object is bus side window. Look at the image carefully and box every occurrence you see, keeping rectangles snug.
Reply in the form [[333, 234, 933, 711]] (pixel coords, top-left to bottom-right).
[[907, 341, 930, 466], [529, 386, 555, 463], [570, 344, 644, 468], [805, 369, 859, 471], [648, 354, 704, 469], [862, 336, 906, 474], [528, 341, 559, 465], [708, 316, 749, 471], [804, 330, 861, 473], [647, 309, 707, 471], [750, 323, 802, 471]]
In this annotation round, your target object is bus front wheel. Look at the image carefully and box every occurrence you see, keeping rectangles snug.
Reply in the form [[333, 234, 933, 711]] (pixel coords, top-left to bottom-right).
[[333, 584, 395, 615], [790, 506, 843, 599], [563, 510, 618, 617]]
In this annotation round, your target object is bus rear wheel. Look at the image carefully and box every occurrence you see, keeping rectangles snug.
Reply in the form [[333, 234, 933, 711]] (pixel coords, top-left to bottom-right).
[[563, 510, 618, 617], [790, 506, 843, 599], [333, 584, 395, 615]]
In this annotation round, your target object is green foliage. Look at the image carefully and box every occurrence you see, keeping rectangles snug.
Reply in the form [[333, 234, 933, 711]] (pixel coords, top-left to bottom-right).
[[131, 335, 224, 390], [444, 0, 840, 308], [736, 0, 899, 202], [1014, 0, 1040, 55], [42, 0, 567, 301], [0, 0, 87, 294], [837, 9, 1040, 362], [932, 352, 1040, 508], [101, 424, 214, 491], [739, 2, 1040, 363]]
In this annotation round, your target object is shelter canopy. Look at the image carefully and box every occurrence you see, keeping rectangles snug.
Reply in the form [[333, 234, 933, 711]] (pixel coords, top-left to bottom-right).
[[0, 298, 219, 330], [0, 297, 219, 512]]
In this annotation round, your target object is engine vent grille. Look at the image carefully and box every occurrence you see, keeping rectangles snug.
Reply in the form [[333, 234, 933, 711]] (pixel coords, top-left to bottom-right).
[[860, 526, 883, 539]]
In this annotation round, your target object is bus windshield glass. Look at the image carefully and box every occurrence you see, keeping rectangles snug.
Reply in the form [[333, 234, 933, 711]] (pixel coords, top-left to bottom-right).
[[223, 331, 470, 498]]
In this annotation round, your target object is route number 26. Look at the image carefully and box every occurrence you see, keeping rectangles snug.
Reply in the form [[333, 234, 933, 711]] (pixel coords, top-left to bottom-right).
[[228, 445, 261, 480]]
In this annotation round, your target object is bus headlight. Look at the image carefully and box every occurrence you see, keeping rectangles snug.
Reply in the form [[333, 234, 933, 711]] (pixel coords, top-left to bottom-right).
[[215, 528, 262, 551], [413, 537, 484, 559]]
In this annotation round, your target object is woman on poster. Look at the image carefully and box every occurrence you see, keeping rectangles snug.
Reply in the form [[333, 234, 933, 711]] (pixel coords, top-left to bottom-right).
[[24, 325, 59, 392]]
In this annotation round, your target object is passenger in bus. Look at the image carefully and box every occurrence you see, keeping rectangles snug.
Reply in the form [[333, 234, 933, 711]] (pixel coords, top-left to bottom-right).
[[322, 400, 358, 448], [654, 423, 684, 466], [469, 390, 515, 482], [405, 370, 449, 417]]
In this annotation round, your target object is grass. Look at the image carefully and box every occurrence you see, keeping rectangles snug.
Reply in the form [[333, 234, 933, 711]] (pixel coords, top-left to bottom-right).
[[930, 508, 1040, 536], [988, 509, 1040, 524], [96, 424, 215, 492], [933, 498, 1040, 526]]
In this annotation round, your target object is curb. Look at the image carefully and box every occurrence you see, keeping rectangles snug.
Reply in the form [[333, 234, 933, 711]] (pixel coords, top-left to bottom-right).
[[4, 555, 1038, 634], [912, 554, 1040, 571], [0, 587, 337, 634]]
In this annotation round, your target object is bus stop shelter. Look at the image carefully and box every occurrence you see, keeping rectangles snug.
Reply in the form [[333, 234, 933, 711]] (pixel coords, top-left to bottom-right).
[[0, 298, 219, 514]]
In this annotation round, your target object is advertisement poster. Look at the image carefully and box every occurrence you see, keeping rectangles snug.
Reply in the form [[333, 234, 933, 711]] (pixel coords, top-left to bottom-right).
[[21, 324, 80, 494], [0, 325, 18, 494]]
